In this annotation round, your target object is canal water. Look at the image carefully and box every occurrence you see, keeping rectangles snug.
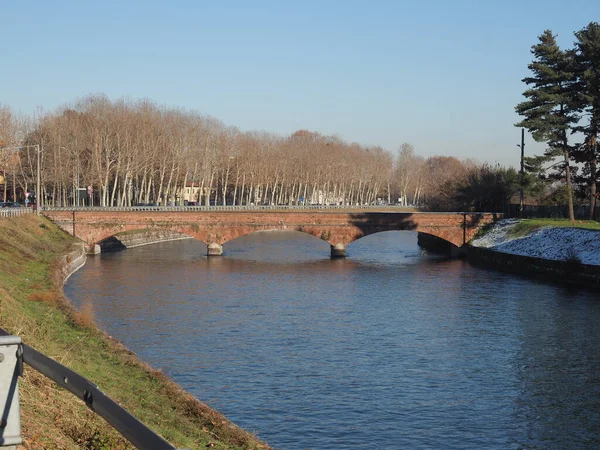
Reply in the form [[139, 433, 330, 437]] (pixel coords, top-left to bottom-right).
[[65, 231, 600, 450]]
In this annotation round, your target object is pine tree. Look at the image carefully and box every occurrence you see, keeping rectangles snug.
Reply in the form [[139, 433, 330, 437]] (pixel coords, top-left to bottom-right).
[[516, 30, 579, 221], [572, 22, 600, 219]]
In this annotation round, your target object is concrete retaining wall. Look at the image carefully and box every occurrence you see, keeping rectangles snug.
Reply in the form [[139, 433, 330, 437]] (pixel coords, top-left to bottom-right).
[[468, 246, 600, 288], [99, 230, 192, 252], [61, 243, 87, 283]]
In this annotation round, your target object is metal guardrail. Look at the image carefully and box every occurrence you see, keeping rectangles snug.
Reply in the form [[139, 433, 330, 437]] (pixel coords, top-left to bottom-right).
[[0, 208, 33, 218], [0, 328, 175, 450]]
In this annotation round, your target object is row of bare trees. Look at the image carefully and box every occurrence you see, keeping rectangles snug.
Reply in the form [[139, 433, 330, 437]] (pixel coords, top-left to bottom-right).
[[1, 95, 477, 209]]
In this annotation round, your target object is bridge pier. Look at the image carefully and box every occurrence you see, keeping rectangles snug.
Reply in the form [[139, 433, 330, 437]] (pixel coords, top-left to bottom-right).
[[207, 243, 223, 256], [330, 243, 346, 258], [87, 244, 101, 255]]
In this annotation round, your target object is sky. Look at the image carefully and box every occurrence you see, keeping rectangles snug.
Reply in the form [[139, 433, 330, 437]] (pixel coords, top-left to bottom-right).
[[1, 0, 598, 167]]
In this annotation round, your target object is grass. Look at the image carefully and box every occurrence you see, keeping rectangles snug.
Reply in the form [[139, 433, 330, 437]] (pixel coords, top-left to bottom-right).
[[0, 215, 270, 450], [506, 218, 600, 239]]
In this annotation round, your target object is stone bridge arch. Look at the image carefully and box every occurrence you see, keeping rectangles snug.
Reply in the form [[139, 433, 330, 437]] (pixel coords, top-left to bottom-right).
[[42, 209, 498, 258]]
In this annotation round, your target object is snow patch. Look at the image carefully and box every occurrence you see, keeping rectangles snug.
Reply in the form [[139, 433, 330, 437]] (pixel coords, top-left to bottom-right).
[[471, 220, 600, 266]]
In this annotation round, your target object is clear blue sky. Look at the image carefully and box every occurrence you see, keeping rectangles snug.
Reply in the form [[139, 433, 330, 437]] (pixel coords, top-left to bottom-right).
[[1, 0, 598, 166]]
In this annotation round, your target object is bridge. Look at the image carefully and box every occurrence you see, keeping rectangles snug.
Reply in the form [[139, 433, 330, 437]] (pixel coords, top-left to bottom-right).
[[42, 207, 499, 258]]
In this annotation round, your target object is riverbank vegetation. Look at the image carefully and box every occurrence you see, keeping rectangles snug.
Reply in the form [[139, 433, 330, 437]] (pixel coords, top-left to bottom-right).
[[0, 214, 269, 449]]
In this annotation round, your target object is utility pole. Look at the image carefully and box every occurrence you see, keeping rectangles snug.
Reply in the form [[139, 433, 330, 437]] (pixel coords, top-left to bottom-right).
[[518, 129, 525, 218], [36, 144, 41, 215]]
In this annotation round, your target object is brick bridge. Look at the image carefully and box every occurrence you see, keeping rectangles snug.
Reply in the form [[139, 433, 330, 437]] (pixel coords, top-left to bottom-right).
[[42, 208, 499, 258]]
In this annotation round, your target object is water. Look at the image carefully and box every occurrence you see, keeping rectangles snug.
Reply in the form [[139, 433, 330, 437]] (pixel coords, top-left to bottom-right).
[[65, 231, 600, 449]]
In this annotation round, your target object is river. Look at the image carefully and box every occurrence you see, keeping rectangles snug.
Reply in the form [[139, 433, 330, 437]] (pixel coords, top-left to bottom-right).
[[64, 231, 600, 449]]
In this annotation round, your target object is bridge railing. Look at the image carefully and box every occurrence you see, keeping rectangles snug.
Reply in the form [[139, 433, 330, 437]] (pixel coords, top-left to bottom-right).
[[0, 207, 34, 218], [42, 205, 500, 216], [43, 204, 412, 212], [0, 328, 176, 449]]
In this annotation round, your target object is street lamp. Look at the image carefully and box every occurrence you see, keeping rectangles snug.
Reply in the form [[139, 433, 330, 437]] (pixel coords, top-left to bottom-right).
[[0, 144, 42, 215]]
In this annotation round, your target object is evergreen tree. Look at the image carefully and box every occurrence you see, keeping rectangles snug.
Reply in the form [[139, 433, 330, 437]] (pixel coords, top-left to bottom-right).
[[522, 154, 552, 198], [572, 22, 600, 219], [516, 30, 579, 221], [455, 164, 519, 212]]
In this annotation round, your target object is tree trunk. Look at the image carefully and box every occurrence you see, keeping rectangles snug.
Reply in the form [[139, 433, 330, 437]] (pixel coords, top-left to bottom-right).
[[590, 158, 597, 220], [239, 173, 246, 206], [204, 172, 214, 206], [563, 148, 575, 222]]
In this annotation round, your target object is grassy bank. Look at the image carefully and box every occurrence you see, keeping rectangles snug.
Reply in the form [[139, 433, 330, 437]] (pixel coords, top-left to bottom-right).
[[506, 218, 600, 238], [0, 215, 270, 450]]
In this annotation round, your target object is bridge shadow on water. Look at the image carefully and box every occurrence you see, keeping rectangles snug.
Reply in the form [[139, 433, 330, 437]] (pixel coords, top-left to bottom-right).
[[347, 212, 418, 238]]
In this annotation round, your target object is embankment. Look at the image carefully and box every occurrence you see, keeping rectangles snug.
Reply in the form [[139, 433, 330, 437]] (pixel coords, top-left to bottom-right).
[[468, 219, 600, 288], [61, 242, 87, 282], [0, 215, 269, 450], [468, 245, 600, 288]]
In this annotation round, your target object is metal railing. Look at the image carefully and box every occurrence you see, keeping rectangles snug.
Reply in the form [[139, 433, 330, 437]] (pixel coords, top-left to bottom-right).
[[0, 328, 175, 450], [0, 208, 33, 218], [44, 204, 416, 212], [41, 205, 501, 217]]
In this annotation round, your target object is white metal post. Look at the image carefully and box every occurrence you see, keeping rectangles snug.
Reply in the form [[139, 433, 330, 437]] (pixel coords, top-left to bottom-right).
[[0, 335, 22, 448]]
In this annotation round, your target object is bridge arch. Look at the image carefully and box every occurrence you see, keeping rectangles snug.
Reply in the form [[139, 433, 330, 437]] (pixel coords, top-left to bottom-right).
[[206, 226, 337, 256]]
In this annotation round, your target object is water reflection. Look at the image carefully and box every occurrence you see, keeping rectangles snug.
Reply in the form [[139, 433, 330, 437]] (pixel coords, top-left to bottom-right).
[[65, 231, 600, 449]]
